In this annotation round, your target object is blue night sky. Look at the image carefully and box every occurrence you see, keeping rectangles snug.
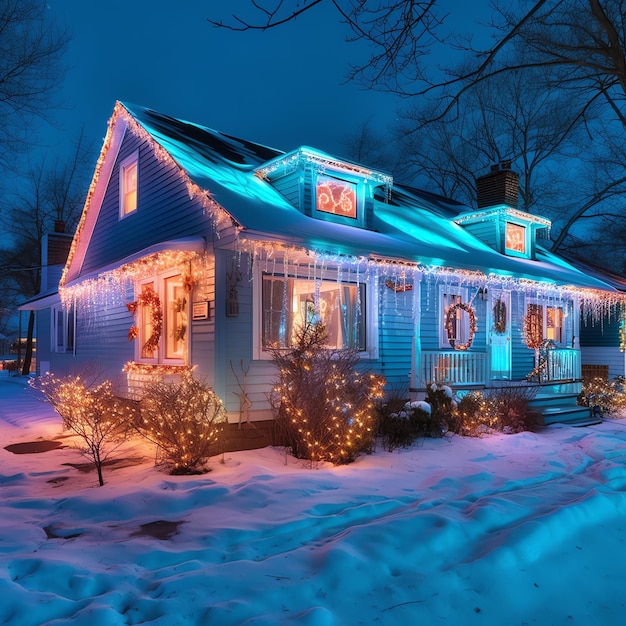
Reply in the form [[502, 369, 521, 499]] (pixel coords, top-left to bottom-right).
[[37, 0, 488, 170], [38, 1, 407, 165]]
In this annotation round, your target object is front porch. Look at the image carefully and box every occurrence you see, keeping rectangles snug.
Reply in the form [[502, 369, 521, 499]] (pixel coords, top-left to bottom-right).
[[418, 348, 582, 388], [417, 349, 594, 426]]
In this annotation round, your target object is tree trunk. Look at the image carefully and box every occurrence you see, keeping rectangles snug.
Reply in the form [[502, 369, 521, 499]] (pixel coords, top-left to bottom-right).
[[21, 310, 35, 376]]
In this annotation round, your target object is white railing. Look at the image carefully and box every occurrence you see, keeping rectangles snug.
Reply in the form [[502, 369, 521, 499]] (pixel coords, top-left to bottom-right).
[[420, 350, 487, 387], [543, 348, 581, 382]]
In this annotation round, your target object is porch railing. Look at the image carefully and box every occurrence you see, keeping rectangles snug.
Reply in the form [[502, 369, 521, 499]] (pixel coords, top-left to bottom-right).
[[420, 350, 487, 387], [540, 348, 581, 382]]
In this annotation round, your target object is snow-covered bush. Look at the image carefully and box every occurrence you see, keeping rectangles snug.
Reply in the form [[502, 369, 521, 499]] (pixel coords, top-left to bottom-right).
[[377, 398, 434, 451], [269, 317, 385, 465], [136, 372, 226, 474], [31, 373, 135, 486]]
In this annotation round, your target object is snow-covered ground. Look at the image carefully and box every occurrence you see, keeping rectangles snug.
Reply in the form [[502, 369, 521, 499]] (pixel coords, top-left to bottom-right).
[[2, 371, 626, 626]]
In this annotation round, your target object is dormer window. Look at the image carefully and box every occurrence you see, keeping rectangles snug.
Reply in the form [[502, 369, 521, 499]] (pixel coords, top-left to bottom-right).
[[316, 175, 357, 219], [119, 151, 138, 217], [505, 222, 526, 255]]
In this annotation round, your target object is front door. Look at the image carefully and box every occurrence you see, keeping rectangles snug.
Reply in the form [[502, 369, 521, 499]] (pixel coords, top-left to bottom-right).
[[489, 291, 512, 380]]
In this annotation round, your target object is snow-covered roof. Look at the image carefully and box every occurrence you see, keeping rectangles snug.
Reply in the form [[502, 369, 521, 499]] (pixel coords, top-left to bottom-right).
[[112, 103, 616, 292]]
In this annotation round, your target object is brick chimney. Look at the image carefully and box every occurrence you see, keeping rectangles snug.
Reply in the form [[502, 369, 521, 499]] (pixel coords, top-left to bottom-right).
[[475, 161, 519, 209]]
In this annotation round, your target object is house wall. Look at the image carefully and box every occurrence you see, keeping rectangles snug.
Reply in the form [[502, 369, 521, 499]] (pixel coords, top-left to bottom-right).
[[376, 276, 417, 392], [35, 309, 52, 374], [215, 249, 276, 423], [80, 130, 209, 276], [511, 292, 534, 380], [48, 292, 134, 385], [189, 250, 216, 389], [580, 315, 625, 378]]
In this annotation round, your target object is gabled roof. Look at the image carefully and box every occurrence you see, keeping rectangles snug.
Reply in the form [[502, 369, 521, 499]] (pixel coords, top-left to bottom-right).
[[62, 101, 619, 295]]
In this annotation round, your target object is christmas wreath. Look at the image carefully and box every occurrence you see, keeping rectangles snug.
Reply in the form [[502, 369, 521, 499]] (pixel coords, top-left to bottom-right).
[[492, 298, 507, 335], [445, 301, 477, 351], [127, 286, 162, 354]]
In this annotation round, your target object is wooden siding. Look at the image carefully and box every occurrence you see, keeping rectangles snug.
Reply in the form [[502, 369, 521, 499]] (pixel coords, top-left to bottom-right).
[[216, 250, 276, 421], [377, 278, 416, 390], [190, 249, 216, 389], [50, 294, 134, 384], [581, 346, 626, 379], [80, 131, 210, 275], [270, 173, 303, 212], [460, 221, 500, 250], [580, 316, 620, 347]]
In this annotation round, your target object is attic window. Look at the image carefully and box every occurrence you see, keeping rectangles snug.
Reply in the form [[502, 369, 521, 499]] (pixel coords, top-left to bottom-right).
[[316, 175, 357, 219], [119, 151, 138, 217], [505, 222, 526, 255]]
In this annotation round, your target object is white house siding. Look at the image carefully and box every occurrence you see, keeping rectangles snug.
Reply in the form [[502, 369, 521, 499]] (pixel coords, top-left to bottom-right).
[[51, 293, 134, 384], [581, 347, 625, 379], [377, 276, 417, 392], [80, 131, 210, 277], [189, 249, 216, 390]]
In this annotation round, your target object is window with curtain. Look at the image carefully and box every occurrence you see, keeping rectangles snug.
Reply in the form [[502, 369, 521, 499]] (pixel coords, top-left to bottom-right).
[[262, 274, 366, 350]]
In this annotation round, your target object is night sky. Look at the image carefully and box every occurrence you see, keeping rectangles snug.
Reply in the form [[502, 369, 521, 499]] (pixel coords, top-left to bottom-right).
[[37, 1, 406, 166]]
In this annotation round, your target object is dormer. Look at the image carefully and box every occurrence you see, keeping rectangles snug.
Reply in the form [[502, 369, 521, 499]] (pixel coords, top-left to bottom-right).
[[454, 163, 550, 260], [255, 147, 392, 230]]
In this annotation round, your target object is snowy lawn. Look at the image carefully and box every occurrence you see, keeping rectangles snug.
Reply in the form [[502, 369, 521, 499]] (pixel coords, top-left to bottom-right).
[[2, 371, 626, 625]]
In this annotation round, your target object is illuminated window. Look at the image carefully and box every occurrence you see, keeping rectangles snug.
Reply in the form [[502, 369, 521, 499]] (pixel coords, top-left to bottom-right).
[[119, 152, 138, 217], [546, 306, 563, 343], [262, 274, 366, 350], [52, 305, 75, 353], [527, 304, 564, 346], [440, 291, 470, 348], [137, 273, 188, 364], [316, 176, 357, 218], [505, 222, 526, 254]]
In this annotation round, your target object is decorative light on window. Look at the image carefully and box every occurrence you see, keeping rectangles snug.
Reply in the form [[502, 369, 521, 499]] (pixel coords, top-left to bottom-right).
[[316, 176, 357, 218], [505, 222, 526, 254]]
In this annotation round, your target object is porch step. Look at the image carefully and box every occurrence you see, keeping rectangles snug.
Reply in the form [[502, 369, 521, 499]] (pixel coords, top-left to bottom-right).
[[538, 405, 598, 426]]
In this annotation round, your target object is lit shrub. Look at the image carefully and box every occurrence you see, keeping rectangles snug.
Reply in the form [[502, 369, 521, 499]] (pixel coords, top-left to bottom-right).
[[30, 373, 135, 486], [136, 372, 226, 474], [580, 376, 626, 416], [269, 318, 385, 465]]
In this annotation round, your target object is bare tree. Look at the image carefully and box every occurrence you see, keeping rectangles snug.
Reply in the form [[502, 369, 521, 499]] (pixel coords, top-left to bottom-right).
[[0, 135, 92, 373], [0, 0, 68, 173], [31, 374, 135, 487]]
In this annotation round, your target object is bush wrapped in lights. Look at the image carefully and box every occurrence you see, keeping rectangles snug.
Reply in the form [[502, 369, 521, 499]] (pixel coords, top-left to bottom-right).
[[135, 372, 226, 474], [30, 373, 135, 486], [269, 317, 385, 465]]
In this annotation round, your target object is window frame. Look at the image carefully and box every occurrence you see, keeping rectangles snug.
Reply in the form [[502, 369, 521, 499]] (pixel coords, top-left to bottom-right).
[[52, 304, 75, 354], [119, 150, 139, 218], [439, 286, 469, 349], [504, 221, 529, 258], [134, 270, 189, 366], [312, 172, 365, 227], [252, 264, 378, 361], [526, 300, 567, 347]]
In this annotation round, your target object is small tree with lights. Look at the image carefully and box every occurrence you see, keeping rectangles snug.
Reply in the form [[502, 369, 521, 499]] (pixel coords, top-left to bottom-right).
[[269, 315, 385, 465], [135, 371, 227, 474], [31, 373, 135, 486]]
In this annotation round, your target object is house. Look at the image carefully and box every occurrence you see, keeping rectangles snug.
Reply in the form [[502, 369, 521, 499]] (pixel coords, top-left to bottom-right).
[[30, 102, 626, 446], [564, 257, 626, 383]]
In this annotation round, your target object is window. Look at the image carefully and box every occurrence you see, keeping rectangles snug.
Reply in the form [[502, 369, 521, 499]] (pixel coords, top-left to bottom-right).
[[136, 273, 188, 364], [119, 151, 138, 217], [52, 305, 75, 353], [316, 175, 357, 219], [505, 222, 526, 255], [262, 274, 366, 351], [526, 303, 565, 346], [439, 288, 469, 348], [546, 306, 564, 344]]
